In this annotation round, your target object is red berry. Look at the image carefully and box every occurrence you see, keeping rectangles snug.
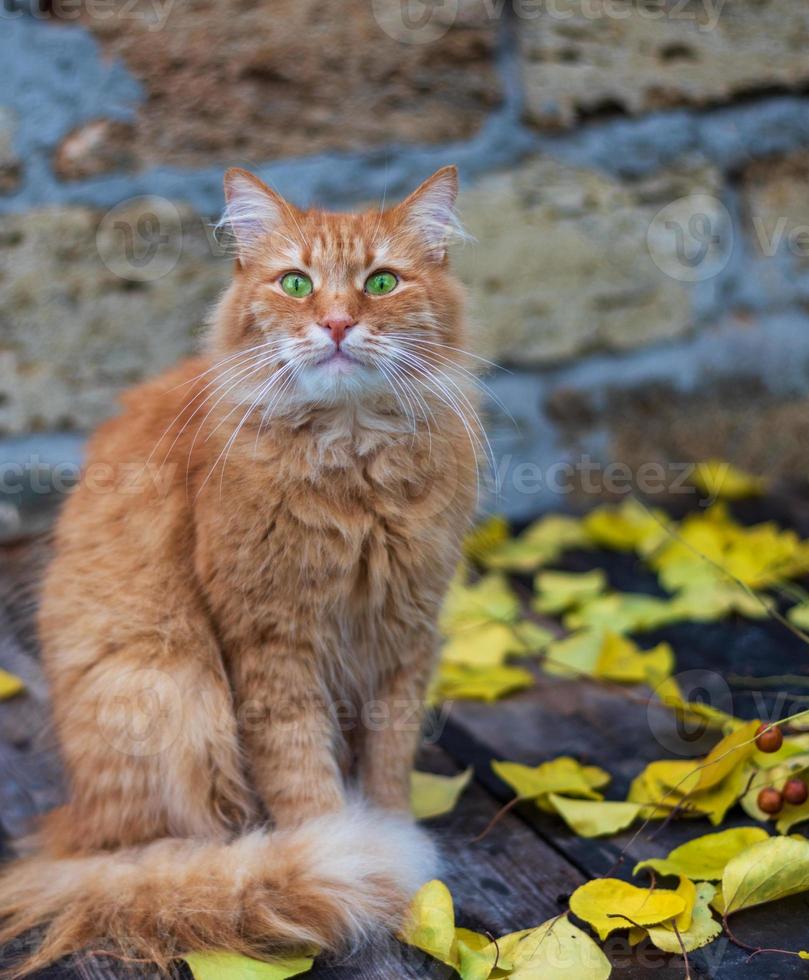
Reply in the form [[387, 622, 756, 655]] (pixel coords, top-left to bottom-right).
[[755, 723, 783, 753], [783, 778, 809, 807], [757, 787, 784, 815]]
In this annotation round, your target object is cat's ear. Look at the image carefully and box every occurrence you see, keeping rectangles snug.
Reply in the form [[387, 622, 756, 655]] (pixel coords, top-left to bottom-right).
[[220, 168, 289, 264], [397, 166, 460, 262]]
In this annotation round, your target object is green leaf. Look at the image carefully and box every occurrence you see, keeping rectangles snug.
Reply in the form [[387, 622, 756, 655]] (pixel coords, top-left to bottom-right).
[[722, 836, 809, 915], [411, 768, 473, 821], [548, 795, 641, 837], [508, 916, 612, 979], [183, 952, 314, 980], [569, 879, 686, 940], [644, 882, 722, 953], [634, 827, 770, 881]]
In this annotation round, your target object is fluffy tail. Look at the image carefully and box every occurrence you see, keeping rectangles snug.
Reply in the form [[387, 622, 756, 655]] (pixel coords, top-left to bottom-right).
[[0, 805, 437, 977]]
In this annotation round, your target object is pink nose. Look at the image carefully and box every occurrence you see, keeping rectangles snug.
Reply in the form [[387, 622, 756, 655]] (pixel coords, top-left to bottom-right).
[[319, 315, 356, 346]]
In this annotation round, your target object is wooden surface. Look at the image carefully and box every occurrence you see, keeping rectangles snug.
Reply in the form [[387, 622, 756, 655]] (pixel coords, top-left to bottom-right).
[[2, 503, 809, 979]]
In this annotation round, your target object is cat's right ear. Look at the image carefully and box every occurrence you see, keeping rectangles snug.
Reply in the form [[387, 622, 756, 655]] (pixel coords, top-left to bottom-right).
[[220, 168, 287, 265]]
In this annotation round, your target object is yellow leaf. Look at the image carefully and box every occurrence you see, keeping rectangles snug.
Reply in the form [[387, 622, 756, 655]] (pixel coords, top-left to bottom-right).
[[691, 459, 766, 500], [456, 934, 498, 980], [788, 602, 809, 632], [695, 720, 760, 792], [654, 677, 742, 732], [668, 582, 771, 623], [507, 916, 612, 979], [493, 757, 609, 811], [463, 515, 510, 564], [398, 879, 457, 967], [583, 499, 670, 553], [513, 620, 556, 653], [776, 797, 809, 835], [594, 632, 673, 687], [441, 623, 522, 669], [548, 795, 640, 837], [440, 573, 520, 633], [183, 952, 314, 980], [483, 515, 588, 572], [723, 836, 809, 915], [0, 668, 24, 701], [441, 620, 553, 670], [569, 879, 685, 940], [564, 593, 673, 634], [644, 882, 721, 953], [430, 662, 534, 703], [533, 569, 607, 615], [634, 827, 770, 881], [411, 768, 473, 821], [543, 630, 604, 678]]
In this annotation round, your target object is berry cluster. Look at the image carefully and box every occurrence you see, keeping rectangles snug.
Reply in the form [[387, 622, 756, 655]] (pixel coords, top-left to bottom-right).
[[754, 723, 808, 815]]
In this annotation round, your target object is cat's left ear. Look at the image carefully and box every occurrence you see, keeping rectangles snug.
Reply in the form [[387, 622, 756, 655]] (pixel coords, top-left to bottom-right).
[[221, 168, 289, 265], [397, 166, 460, 262]]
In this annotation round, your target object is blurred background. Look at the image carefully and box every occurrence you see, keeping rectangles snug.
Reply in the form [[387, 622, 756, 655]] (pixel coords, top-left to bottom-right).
[[2, 0, 809, 536]]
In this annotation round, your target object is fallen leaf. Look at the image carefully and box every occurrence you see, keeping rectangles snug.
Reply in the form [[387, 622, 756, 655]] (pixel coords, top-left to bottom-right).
[[411, 768, 473, 821], [543, 630, 604, 679], [548, 795, 641, 837], [0, 668, 24, 701], [583, 499, 670, 554], [183, 952, 314, 980], [634, 827, 770, 881], [569, 879, 685, 940], [533, 569, 607, 615], [440, 573, 520, 633], [463, 515, 510, 564], [507, 915, 612, 979], [429, 663, 534, 703], [776, 797, 809, 835], [787, 602, 809, 632], [695, 720, 760, 792], [456, 935, 498, 980], [691, 460, 766, 500], [493, 757, 609, 812], [594, 632, 674, 687], [564, 593, 674, 634], [398, 879, 457, 967], [644, 882, 721, 953], [483, 515, 588, 573], [654, 676, 742, 732], [722, 836, 809, 915]]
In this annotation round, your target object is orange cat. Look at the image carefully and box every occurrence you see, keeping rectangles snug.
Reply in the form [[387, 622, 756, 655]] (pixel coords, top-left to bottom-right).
[[0, 166, 481, 974]]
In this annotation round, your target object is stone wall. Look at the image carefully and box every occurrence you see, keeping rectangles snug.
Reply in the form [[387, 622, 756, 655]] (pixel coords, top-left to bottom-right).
[[2, 0, 809, 517]]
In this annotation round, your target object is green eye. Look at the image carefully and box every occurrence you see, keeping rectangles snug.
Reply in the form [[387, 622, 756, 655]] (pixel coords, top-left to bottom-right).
[[280, 272, 313, 298], [365, 271, 398, 295]]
